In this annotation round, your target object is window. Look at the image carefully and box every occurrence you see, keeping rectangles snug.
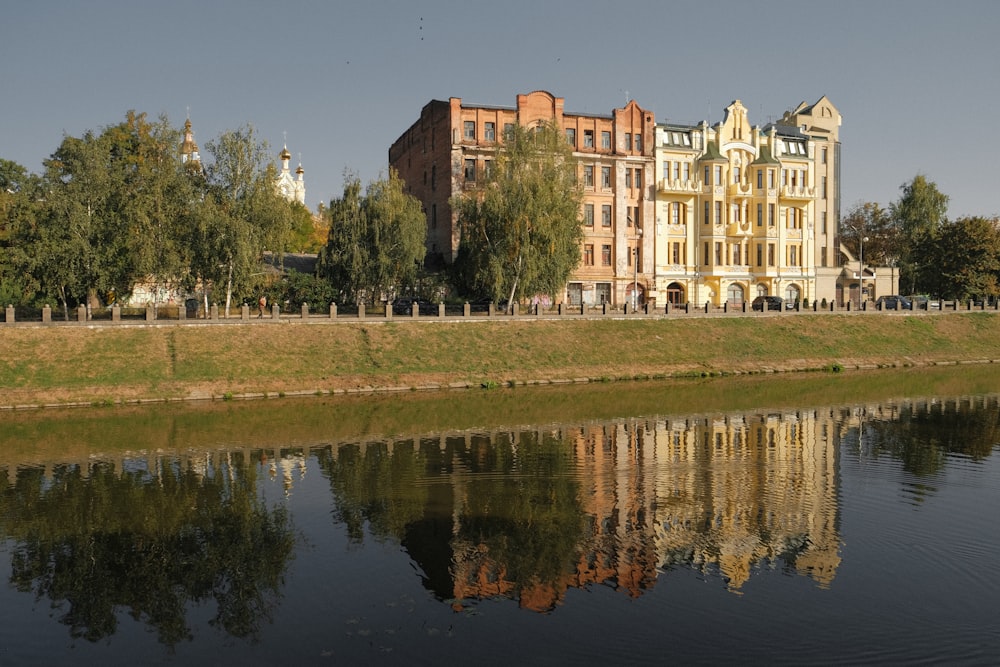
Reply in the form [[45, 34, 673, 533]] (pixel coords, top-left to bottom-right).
[[602, 166, 611, 188], [682, 163, 690, 180], [757, 170, 763, 189], [635, 134, 642, 153], [672, 162, 680, 180], [431, 203, 437, 229], [714, 165, 722, 184], [822, 211, 828, 234], [704, 201, 709, 224], [601, 131, 611, 149], [757, 203, 763, 227], [601, 244, 612, 266], [704, 166, 710, 184], [566, 128, 576, 146], [821, 246, 828, 267], [632, 206, 641, 228], [733, 166, 741, 184], [602, 204, 612, 227], [626, 170, 632, 188], [822, 176, 828, 199], [431, 165, 436, 190], [768, 169, 775, 188], [584, 165, 594, 187], [768, 204, 775, 226], [464, 121, 475, 141], [671, 242, 681, 264], [756, 243, 763, 267], [483, 159, 492, 179], [714, 201, 722, 225], [663, 161, 671, 180], [732, 243, 741, 265], [464, 158, 476, 181], [768, 243, 775, 266], [635, 169, 642, 189], [625, 134, 632, 150], [670, 202, 680, 225], [584, 203, 594, 226], [584, 244, 594, 266], [715, 242, 722, 265], [584, 130, 594, 148], [789, 245, 798, 267], [485, 122, 496, 142], [822, 147, 828, 164], [703, 242, 710, 266], [503, 123, 514, 139]]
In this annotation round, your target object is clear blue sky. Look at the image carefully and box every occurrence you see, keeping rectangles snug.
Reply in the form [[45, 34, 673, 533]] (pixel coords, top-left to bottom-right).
[[3, 0, 998, 218]]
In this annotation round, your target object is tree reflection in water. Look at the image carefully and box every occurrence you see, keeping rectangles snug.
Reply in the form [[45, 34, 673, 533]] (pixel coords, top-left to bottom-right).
[[0, 453, 294, 646]]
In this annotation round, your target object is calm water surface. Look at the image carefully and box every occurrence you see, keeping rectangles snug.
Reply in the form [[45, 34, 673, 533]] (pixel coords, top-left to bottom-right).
[[1, 370, 999, 666]]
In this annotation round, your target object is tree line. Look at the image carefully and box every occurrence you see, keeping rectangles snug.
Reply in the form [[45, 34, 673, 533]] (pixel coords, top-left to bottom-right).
[[1, 114, 582, 317], [840, 175, 1000, 300]]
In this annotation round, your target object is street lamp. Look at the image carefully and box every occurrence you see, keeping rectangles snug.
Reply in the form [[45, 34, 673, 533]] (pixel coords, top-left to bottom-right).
[[859, 235, 869, 306], [633, 227, 643, 310]]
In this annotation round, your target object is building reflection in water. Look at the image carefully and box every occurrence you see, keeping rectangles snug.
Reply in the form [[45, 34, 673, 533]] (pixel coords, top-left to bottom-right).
[[315, 405, 848, 612], [5, 392, 996, 629]]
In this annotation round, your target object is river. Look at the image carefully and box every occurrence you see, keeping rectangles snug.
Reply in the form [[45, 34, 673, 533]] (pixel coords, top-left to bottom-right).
[[1, 366, 998, 665]]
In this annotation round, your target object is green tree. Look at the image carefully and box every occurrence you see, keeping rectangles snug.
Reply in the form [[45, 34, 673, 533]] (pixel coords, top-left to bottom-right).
[[17, 112, 196, 316], [913, 216, 1000, 300], [840, 201, 899, 281], [451, 121, 583, 309], [317, 169, 426, 306], [0, 158, 43, 306], [201, 125, 296, 315], [890, 175, 949, 294]]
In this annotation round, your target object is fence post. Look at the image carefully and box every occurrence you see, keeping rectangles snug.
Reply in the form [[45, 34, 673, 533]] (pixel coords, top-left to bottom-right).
[[358, 303, 366, 320], [78, 304, 87, 322], [330, 302, 337, 319], [210, 303, 219, 320], [302, 303, 309, 319], [272, 303, 280, 319], [4, 304, 14, 323], [112, 305, 121, 322], [241, 303, 250, 320]]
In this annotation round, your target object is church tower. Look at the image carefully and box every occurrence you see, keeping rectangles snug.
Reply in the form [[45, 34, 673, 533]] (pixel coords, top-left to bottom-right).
[[179, 117, 202, 173], [276, 143, 306, 205]]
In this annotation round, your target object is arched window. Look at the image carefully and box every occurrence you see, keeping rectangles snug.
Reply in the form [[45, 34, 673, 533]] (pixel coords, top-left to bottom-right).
[[785, 284, 801, 303], [756, 283, 768, 297]]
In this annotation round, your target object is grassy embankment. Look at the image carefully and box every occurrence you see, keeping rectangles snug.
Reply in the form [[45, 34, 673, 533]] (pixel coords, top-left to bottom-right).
[[2, 312, 1000, 409]]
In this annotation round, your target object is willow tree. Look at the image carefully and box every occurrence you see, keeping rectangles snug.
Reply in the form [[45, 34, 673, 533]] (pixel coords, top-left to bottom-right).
[[317, 169, 426, 306], [452, 121, 583, 308]]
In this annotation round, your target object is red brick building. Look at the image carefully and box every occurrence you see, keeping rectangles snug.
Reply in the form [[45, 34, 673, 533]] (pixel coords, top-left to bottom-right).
[[389, 90, 655, 306]]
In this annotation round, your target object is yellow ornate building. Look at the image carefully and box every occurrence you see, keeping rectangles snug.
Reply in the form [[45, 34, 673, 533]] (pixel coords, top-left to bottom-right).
[[652, 97, 842, 306]]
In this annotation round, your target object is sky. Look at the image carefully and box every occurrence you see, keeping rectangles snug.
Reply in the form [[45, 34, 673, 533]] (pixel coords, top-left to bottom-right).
[[3, 0, 999, 219]]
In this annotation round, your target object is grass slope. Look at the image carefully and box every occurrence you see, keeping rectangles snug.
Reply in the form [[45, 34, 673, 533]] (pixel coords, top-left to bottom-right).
[[2, 313, 999, 407]]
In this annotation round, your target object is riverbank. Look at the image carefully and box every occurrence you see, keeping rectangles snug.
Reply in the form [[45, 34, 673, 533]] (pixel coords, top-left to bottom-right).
[[3, 312, 1000, 409]]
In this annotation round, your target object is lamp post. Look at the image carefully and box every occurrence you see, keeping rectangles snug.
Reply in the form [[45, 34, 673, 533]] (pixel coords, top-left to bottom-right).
[[859, 235, 868, 306], [633, 227, 643, 310]]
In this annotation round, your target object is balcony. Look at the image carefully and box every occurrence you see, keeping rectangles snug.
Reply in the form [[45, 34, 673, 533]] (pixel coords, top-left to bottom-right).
[[657, 178, 701, 194], [780, 185, 815, 200], [728, 182, 752, 197]]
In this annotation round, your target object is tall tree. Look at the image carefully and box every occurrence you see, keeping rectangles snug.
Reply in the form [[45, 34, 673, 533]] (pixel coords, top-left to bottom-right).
[[890, 175, 949, 294], [317, 169, 426, 306], [451, 121, 583, 308], [840, 201, 898, 266], [201, 125, 295, 315]]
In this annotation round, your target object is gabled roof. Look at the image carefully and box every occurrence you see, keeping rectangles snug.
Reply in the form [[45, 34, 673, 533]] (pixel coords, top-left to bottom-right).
[[750, 144, 780, 165]]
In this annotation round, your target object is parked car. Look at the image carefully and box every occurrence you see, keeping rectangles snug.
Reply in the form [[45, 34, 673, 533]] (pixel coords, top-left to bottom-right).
[[908, 295, 940, 310], [876, 295, 912, 310], [751, 296, 784, 311]]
